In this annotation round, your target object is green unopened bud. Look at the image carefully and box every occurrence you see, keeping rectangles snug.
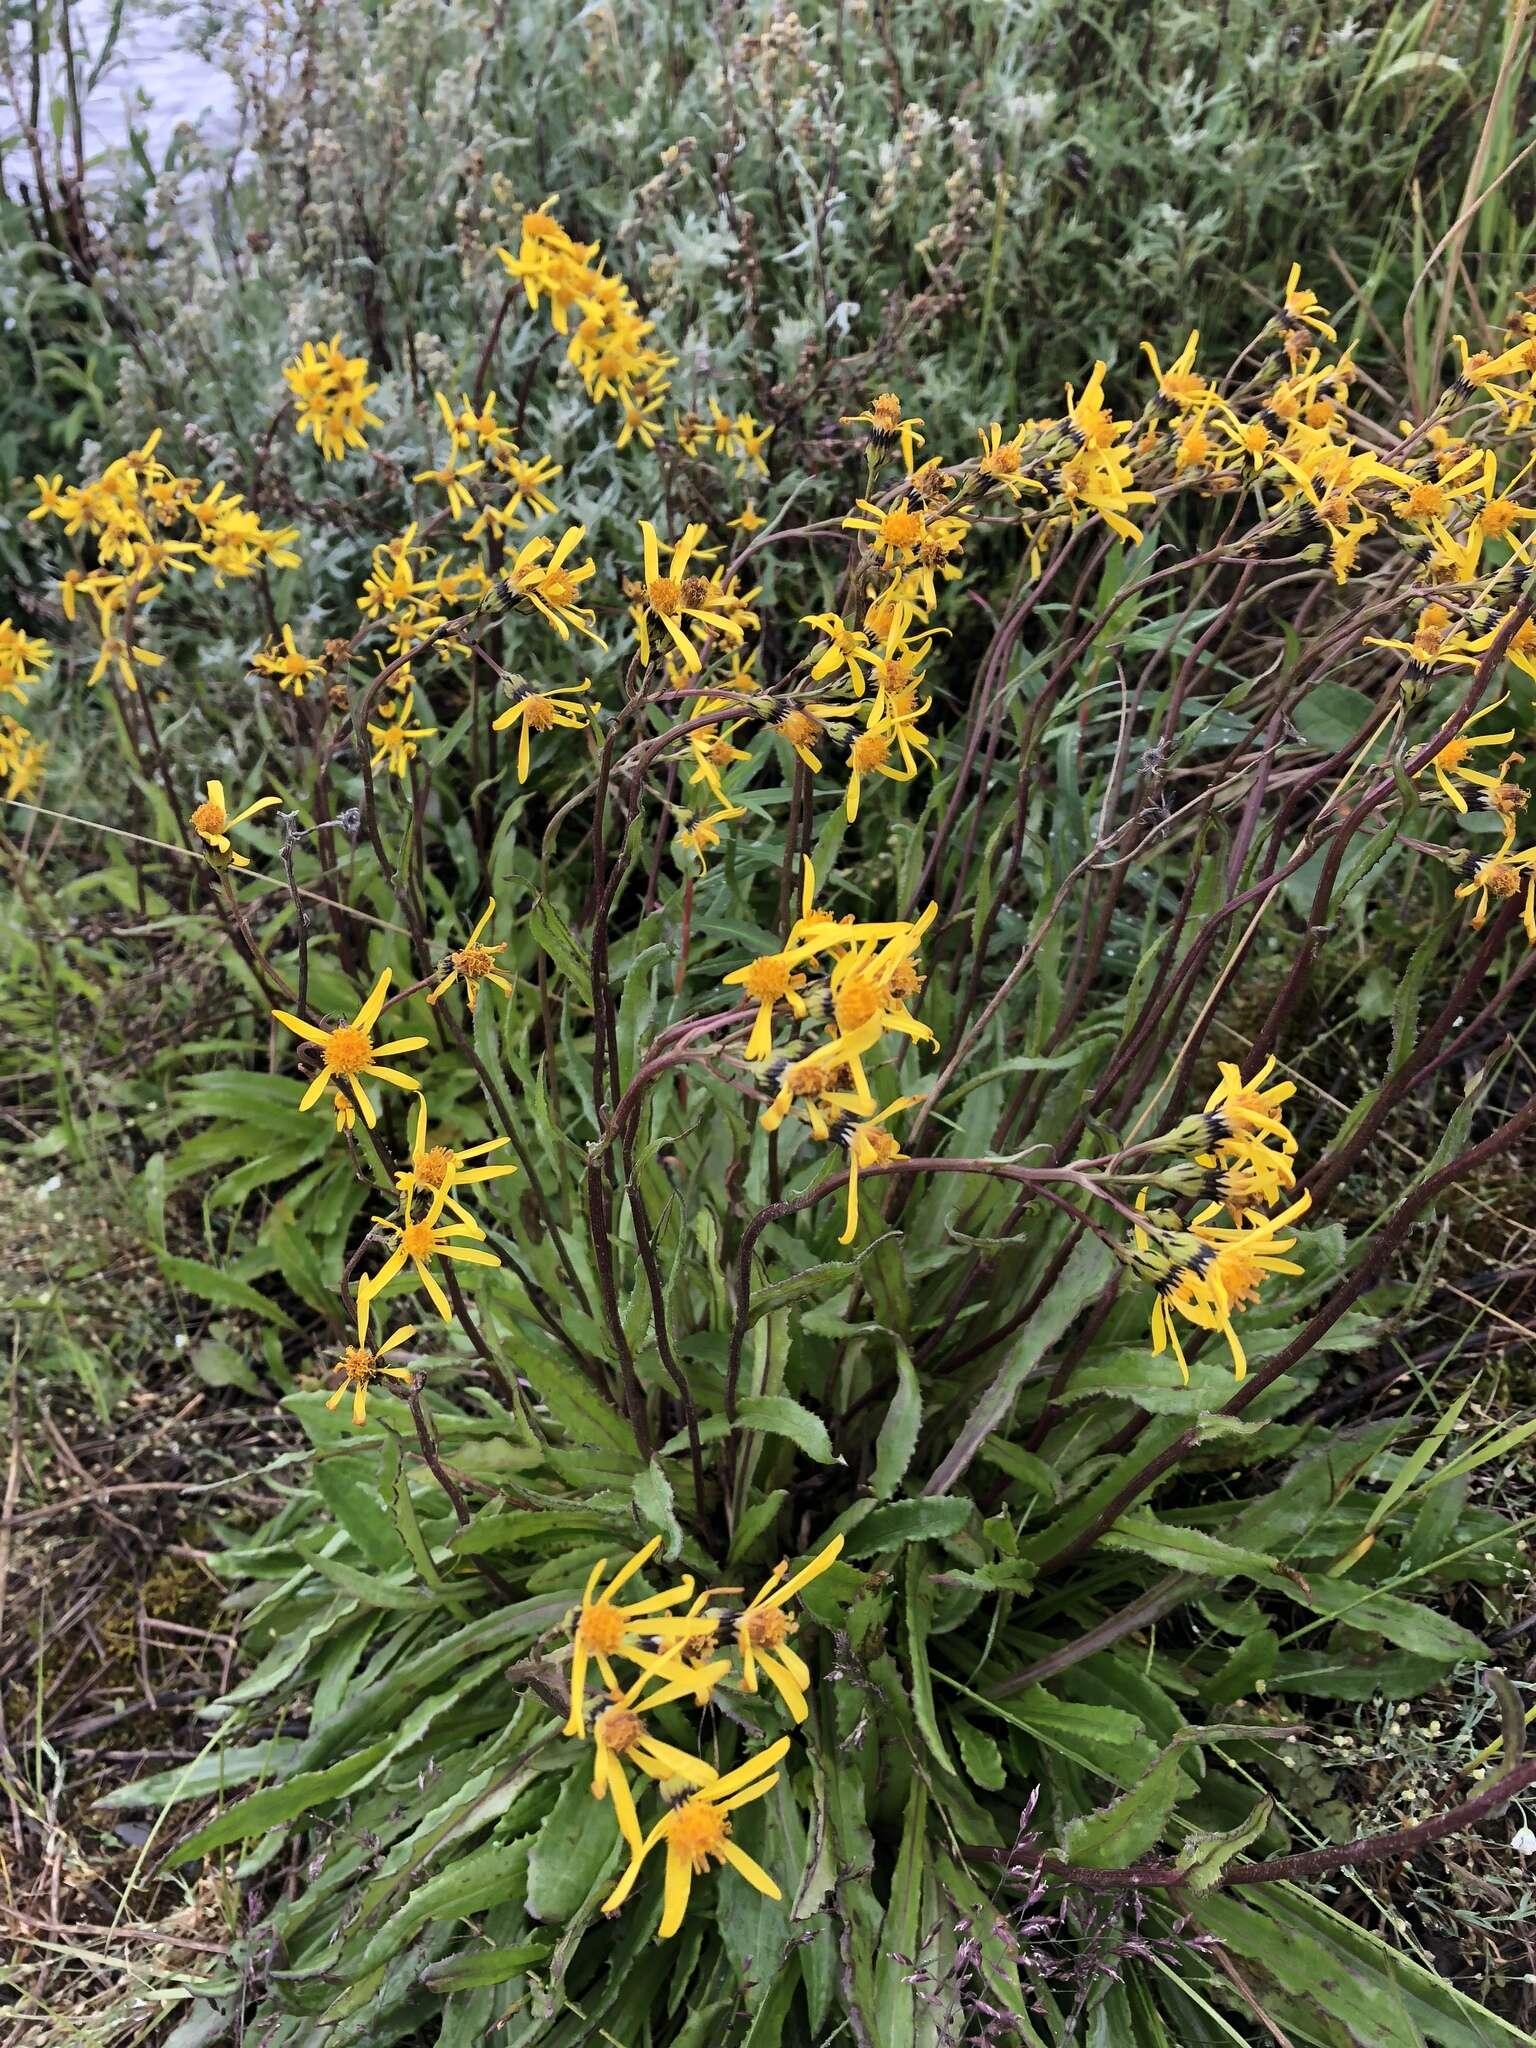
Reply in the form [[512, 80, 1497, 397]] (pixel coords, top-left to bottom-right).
[[1398, 672, 1429, 713], [1136, 1206, 1196, 1242], [1116, 1227, 1213, 1290], [1159, 1110, 1231, 1155], [1114, 1240, 1176, 1284], [1148, 1160, 1224, 1199]]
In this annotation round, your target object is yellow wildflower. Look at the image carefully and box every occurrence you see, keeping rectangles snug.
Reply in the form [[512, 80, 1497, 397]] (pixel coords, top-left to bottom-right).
[[634, 520, 744, 672], [491, 526, 604, 646], [271, 967, 427, 1128], [368, 692, 437, 778], [975, 422, 1041, 499], [188, 779, 281, 867], [0, 619, 51, 699], [491, 676, 595, 783], [394, 1095, 517, 1233], [326, 1293, 417, 1426], [284, 334, 382, 460], [1278, 263, 1336, 347], [1141, 330, 1206, 408], [362, 1181, 503, 1324], [1140, 1193, 1312, 1381], [842, 393, 924, 472], [1455, 844, 1536, 939], [675, 804, 741, 874], [1423, 698, 1516, 812], [842, 496, 928, 567], [828, 1094, 925, 1244], [426, 898, 514, 1013], [584, 1665, 728, 1853], [600, 1736, 790, 1939], [251, 624, 326, 697], [565, 1537, 703, 1735], [732, 1534, 844, 1719]]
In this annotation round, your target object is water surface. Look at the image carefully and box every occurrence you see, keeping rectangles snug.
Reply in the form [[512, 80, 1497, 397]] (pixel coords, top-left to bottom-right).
[[2, 0, 237, 171]]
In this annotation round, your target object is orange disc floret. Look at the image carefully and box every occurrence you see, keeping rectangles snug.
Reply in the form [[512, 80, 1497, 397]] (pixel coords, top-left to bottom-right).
[[849, 732, 890, 773], [666, 1797, 730, 1873], [742, 1605, 791, 1651], [398, 1217, 437, 1261], [452, 942, 498, 981], [521, 694, 558, 732], [323, 1024, 374, 1075], [594, 1705, 645, 1755], [832, 972, 883, 1032], [741, 956, 794, 1002], [577, 1602, 628, 1657], [412, 1145, 455, 1190]]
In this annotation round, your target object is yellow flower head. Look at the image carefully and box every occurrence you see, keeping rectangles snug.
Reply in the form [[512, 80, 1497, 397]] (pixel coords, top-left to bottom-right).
[[1279, 264, 1336, 348], [1455, 843, 1536, 940], [1424, 698, 1516, 813], [362, 1179, 503, 1324], [271, 968, 428, 1129], [1138, 1192, 1311, 1382], [634, 520, 745, 673], [326, 1291, 416, 1426], [1141, 330, 1206, 409], [188, 779, 280, 868], [842, 393, 924, 472], [842, 497, 928, 567], [601, 1735, 790, 1939], [393, 1093, 516, 1234], [251, 623, 326, 697], [491, 677, 596, 784], [565, 1537, 704, 1735], [828, 1094, 925, 1244], [487, 526, 604, 646], [583, 1661, 728, 1852], [427, 898, 514, 1011], [368, 690, 437, 778], [284, 334, 382, 461], [732, 1534, 844, 1719]]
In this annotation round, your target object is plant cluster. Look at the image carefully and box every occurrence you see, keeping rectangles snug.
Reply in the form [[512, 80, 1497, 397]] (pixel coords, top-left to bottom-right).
[[7, 5, 1536, 2044], [11, 178, 1536, 2038]]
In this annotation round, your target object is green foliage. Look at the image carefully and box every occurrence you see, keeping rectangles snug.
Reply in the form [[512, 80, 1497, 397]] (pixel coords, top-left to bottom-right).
[[6, 3, 1536, 2045]]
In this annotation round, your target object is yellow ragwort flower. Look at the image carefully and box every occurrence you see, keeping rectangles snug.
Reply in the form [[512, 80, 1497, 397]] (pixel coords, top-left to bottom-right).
[[427, 898, 514, 1012], [362, 1180, 503, 1323], [326, 1292, 417, 1426], [733, 1534, 844, 1719], [271, 968, 427, 1128], [491, 678, 595, 783], [188, 779, 280, 868], [635, 519, 744, 673], [565, 1536, 704, 1736], [600, 1735, 790, 1939], [584, 1663, 729, 1852], [394, 1095, 517, 1231], [828, 1094, 925, 1244]]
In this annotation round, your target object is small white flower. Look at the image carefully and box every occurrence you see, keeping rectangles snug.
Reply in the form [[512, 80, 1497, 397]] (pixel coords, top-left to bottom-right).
[[1512, 1825, 1536, 1857]]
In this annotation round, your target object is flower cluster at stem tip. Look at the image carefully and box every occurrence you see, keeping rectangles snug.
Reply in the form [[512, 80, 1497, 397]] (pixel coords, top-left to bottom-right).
[[562, 1531, 843, 1939]]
